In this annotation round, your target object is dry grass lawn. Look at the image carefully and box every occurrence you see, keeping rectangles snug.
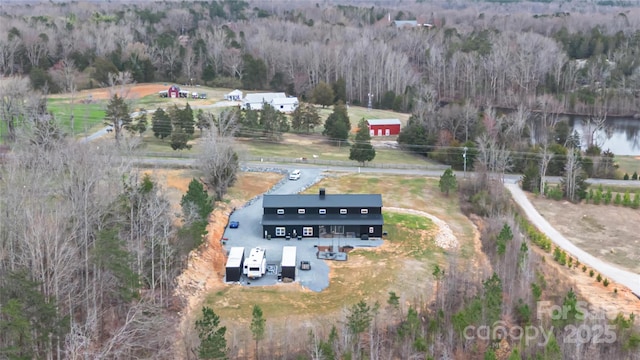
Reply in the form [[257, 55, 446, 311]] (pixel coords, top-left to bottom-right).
[[528, 194, 640, 273]]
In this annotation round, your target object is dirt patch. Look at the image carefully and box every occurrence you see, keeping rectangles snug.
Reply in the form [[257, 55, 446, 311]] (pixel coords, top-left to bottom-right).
[[528, 195, 640, 273], [534, 246, 640, 319], [525, 194, 640, 321], [170, 171, 283, 359], [50, 83, 169, 102]]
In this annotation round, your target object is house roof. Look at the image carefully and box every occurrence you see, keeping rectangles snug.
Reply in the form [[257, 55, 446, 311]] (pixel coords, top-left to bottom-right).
[[271, 97, 299, 106], [262, 213, 384, 226], [243, 92, 287, 104], [366, 119, 402, 126], [227, 89, 243, 96], [394, 20, 418, 27], [263, 194, 382, 209]]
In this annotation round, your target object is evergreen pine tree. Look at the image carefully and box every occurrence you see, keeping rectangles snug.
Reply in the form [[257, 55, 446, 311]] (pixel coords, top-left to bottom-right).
[[349, 119, 376, 165], [152, 108, 172, 140], [322, 102, 350, 144], [195, 307, 227, 360]]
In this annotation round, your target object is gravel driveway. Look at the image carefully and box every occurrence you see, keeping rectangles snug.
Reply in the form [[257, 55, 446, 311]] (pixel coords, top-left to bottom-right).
[[505, 183, 640, 297], [221, 166, 382, 292]]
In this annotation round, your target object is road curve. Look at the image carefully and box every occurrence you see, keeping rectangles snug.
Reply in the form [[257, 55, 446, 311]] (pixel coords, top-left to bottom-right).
[[124, 154, 640, 297], [505, 183, 640, 297]]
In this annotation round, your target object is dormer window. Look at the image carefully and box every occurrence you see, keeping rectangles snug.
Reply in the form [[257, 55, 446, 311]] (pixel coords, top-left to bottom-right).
[[277, 209, 284, 215], [340, 209, 347, 215], [361, 209, 369, 214], [319, 209, 326, 215], [298, 209, 306, 214]]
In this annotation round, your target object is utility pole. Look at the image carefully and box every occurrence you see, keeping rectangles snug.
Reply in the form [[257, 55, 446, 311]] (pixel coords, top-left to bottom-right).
[[463, 146, 468, 178]]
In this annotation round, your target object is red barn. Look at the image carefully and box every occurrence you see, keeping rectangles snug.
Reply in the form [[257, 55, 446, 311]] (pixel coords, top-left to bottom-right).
[[366, 119, 401, 136], [168, 85, 180, 98]]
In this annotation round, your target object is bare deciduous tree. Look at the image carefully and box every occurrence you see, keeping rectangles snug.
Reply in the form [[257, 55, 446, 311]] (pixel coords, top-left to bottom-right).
[[197, 130, 240, 201]]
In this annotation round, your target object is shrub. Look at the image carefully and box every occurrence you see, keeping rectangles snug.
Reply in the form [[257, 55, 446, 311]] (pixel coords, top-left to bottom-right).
[[593, 190, 602, 205], [623, 191, 632, 207], [633, 192, 640, 209], [633, 171, 638, 180], [614, 288, 618, 294], [589, 270, 595, 277], [582, 265, 587, 272], [596, 274, 602, 282], [624, 173, 630, 180], [547, 186, 563, 201], [559, 251, 567, 265], [614, 193, 622, 205], [604, 189, 612, 205], [603, 278, 610, 287]]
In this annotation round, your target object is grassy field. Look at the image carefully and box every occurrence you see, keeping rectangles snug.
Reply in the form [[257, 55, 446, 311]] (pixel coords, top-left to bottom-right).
[[233, 133, 433, 166], [47, 99, 108, 135], [45, 84, 234, 138], [204, 173, 476, 322], [615, 155, 640, 178], [317, 105, 412, 130]]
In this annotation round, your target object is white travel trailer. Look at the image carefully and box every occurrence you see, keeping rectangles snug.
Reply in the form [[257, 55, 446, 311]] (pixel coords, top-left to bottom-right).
[[243, 247, 267, 279]]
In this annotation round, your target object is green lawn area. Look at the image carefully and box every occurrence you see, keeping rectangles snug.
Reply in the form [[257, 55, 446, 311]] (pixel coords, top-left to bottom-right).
[[615, 155, 640, 179], [234, 134, 434, 166], [317, 105, 411, 129], [47, 99, 108, 136]]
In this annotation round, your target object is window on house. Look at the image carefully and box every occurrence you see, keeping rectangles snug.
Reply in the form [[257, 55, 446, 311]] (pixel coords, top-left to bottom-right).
[[298, 209, 306, 214], [340, 209, 347, 215], [319, 209, 326, 215], [303, 227, 313, 236], [277, 209, 284, 215], [275, 227, 286, 236], [361, 209, 369, 214], [369, 227, 374, 233]]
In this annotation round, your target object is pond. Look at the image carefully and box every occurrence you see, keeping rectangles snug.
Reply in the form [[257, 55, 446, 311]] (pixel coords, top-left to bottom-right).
[[568, 116, 640, 156]]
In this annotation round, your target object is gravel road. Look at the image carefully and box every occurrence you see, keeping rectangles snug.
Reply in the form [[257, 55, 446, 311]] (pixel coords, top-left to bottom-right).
[[505, 183, 640, 297]]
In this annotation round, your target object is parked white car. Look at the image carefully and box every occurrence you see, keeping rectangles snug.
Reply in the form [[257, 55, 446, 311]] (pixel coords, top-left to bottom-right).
[[289, 169, 301, 180]]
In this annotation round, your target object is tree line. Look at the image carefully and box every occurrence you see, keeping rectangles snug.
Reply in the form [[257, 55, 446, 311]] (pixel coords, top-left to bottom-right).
[[0, 101, 239, 358], [1, 0, 639, 116]]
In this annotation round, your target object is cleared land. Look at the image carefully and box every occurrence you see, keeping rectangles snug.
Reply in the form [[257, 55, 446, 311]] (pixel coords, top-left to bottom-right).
[[528, 194, 640, 273], [202, 174, 477, 320]]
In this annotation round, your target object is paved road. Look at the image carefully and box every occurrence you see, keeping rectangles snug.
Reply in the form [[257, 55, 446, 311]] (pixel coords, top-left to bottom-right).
[[505, 183, 640, 297], [85, 125, 640, 294]]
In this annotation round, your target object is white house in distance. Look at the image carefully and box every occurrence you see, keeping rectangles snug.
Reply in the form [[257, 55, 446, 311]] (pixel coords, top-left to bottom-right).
[[224, 89, 243, 101], [241, 92, 299, 113], [271, 97, 299, 113]]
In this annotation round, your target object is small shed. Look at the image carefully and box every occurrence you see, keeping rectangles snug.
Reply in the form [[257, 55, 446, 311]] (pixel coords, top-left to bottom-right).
[[225, 89, 243, 101], [281, 246, 297, 281], [168, 85, 180, 98], [367, 119, 401, 136], [225, 247, 245, 282]]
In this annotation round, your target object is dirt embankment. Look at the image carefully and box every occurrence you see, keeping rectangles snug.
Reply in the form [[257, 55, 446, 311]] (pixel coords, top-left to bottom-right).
[[165, 171, 283, 359]]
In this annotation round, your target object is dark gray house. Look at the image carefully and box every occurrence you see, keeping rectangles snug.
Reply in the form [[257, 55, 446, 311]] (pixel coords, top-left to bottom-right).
[[262, 189, 383, 239]]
